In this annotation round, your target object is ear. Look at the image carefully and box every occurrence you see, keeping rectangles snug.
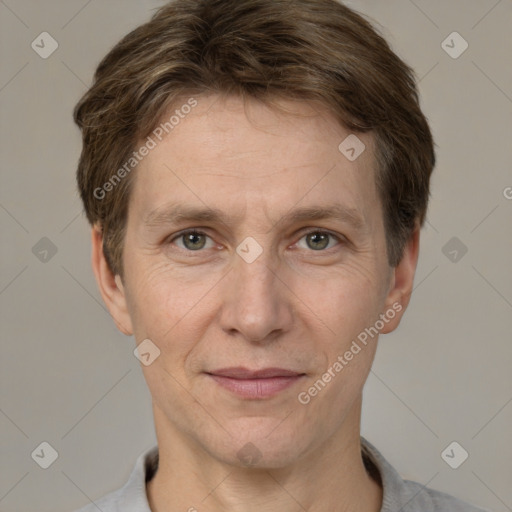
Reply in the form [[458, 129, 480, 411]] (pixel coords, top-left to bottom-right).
[[379, 223, 420, 334], [91, 224, 133, 336]]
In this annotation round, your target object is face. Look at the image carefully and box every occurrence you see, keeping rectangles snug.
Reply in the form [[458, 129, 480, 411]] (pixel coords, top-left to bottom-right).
[[94, 94, 417, 468]]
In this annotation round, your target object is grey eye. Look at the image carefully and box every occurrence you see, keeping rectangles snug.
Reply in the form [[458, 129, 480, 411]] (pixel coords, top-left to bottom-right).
[[173, 230, 214, 251], [297, 231, 340, 251], [306, 232, 330, 250]]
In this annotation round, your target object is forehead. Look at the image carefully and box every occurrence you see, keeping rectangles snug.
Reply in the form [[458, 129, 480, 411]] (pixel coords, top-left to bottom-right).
[[130, 94, 380, 230]]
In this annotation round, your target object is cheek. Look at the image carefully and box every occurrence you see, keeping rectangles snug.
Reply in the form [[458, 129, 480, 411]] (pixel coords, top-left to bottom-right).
[[124, 261, 227, 379], [293, 261, 383, 338], [126, 259, 211, 331], [309, 354, 373, 435], [290, 262, 384, 409], [297, 283, 379, 426]]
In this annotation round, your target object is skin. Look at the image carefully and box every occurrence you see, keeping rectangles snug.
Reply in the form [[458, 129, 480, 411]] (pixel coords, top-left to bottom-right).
[[91, 94, 420, 512]]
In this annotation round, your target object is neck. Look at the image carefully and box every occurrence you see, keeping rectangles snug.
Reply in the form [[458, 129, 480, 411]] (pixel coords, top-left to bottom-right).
[[147, 399, 382, 512]]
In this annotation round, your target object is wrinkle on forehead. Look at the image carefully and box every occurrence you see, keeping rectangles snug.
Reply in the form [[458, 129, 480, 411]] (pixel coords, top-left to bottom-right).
[[132, 93, 381, 239]]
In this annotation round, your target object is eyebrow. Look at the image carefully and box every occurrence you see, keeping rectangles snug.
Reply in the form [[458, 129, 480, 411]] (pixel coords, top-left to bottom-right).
[[143, 203, 366, 232]]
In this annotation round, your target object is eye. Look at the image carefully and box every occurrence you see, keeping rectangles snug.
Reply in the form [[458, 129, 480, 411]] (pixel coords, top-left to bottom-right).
[[168, 229, 343, 253], [296, 230, 342, 251], [170, 230, 215, 251]]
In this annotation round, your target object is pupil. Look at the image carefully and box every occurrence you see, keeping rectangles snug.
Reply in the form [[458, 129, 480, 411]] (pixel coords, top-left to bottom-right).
[[309, 233, 328, 250], [185, 233, 205, 250]]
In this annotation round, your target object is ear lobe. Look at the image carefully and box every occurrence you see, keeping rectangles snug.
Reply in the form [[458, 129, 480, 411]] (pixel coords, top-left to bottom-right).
[[379, 224, 420, 335], [91, 225, 133, 336]]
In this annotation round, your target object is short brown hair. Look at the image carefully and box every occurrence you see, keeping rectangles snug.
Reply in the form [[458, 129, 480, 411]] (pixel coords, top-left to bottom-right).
[[74, 0, 435, 278]]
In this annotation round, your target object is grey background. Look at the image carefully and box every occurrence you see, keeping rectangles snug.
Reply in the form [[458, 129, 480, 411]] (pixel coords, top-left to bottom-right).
[[0, 0, 511, 511]]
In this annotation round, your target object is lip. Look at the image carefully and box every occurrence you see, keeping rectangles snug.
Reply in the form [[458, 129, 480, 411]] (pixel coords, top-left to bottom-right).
[[206, 367, 306, 399], [208, 367, 303, 379]]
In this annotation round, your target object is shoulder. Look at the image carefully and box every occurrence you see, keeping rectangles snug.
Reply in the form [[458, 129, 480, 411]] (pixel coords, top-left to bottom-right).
[[72, 487, 123, 512], [71, 445, 158, 512], [360, 437, 489, 512], [401, 479, 490, 512]]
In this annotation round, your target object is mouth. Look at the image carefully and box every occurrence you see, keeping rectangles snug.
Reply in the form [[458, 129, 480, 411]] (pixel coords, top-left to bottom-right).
[[205, 367, 306, 399]]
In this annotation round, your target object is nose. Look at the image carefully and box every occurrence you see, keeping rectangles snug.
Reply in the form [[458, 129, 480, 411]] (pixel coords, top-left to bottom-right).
[[218, 247, 294, 344]]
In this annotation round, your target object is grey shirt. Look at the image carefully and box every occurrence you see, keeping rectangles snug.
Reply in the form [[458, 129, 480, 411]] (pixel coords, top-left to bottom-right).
[[74, 437, 487, 511]]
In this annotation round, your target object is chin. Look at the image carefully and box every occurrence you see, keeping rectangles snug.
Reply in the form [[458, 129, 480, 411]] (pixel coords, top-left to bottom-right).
[[203, 417, 313, 469]]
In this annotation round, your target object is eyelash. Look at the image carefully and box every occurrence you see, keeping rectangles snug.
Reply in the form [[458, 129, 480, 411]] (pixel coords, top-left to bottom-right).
[[168, 228, 344, 253]]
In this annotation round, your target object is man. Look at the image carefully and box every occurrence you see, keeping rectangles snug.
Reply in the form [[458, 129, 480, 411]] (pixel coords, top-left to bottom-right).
[[72, 0, 486, 510]]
